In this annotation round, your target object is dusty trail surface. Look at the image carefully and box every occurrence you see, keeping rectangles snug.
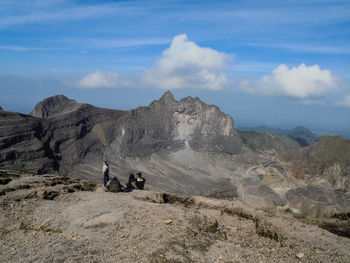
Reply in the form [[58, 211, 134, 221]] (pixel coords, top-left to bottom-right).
[[1, 171, 350, 262]]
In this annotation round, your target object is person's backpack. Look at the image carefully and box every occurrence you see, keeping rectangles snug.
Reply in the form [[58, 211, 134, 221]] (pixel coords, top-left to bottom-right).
[[109, 177, 123, 192]]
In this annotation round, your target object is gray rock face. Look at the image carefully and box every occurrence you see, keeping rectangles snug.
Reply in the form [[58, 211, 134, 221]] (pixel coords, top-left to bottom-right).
[[0, 111, 51, 173], [111, 91, 243, 158], [0, 97, 125, 175], [30, 95, 80, 118]]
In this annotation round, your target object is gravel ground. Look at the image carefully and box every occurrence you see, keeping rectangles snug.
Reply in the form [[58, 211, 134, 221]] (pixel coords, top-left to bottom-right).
[[1, 171, 350, 262]]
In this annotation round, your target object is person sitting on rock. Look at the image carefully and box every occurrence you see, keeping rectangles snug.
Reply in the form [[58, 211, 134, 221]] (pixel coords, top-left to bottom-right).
[[125, 173, 136, 192], [106, 177, 124, 192], [135, 172, 145, 190], [102, 160, 110, 190]]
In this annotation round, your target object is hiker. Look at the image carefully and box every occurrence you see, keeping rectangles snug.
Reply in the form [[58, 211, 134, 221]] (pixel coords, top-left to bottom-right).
[[102, 160, 110, 189], [107, 177, 124, 192], [125, 173, 136, 191], [135, 172, 146, 190]]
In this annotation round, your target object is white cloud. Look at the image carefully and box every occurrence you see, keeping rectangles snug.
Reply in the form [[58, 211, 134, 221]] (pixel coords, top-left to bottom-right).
[[241, 63, 338, 99], [79, 70, 118, 89], [336, 95, 350, 107], [142, 34, 233, 90]]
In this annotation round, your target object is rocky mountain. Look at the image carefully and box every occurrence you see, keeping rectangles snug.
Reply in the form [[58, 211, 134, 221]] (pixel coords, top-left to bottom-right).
[[30, 94, 81, 118], [278, 136, 350, 217], [0, 95, 125, 175], [0, 92, 247, 193], [0, 92, 349, 218], [0, 106, 3, 111], [109, 91, 244, 158], [1, 170, 350, 262]]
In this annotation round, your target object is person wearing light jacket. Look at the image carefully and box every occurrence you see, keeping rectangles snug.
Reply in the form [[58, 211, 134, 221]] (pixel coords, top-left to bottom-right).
[[102, 161, 110, 189]]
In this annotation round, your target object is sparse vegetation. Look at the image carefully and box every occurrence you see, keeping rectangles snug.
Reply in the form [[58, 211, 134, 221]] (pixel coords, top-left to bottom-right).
[[318, 221, 350, 238], [223, 207, 284, 245], [2, 170, 350, 262], [19, 222, 62, 234]]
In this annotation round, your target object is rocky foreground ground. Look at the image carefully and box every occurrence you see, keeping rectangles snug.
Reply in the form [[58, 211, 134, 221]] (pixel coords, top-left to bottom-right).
[[1, 170, 350, 263]]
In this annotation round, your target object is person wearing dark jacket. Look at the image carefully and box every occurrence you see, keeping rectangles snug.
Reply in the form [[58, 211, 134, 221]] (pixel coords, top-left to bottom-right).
[[135, 172, 145, 190], [126, 173, 136, 191]]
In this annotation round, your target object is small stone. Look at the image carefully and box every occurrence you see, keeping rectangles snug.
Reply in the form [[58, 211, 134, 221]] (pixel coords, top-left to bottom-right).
[[296, 252, 304, 259], [164, 219, 173, 225]]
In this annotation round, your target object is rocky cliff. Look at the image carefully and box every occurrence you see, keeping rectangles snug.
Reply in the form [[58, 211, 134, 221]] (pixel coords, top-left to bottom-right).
[[0, 111, 54, 173], [110, 91, 243, 158], [30, 95, 80, 118], [0, 96, 125, 175]]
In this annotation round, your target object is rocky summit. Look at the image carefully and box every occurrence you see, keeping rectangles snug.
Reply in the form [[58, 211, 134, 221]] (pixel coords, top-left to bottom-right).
[[1, 170, 350, 262], [0, 92, 349, 219]]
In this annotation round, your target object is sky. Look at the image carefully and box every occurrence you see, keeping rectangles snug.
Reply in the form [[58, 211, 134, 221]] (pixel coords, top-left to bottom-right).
[[1, 0, 350, 135]]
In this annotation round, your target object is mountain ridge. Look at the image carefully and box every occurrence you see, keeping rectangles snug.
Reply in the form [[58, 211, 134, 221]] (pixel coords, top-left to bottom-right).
[[238, 125, 318, 146], [0, 92, 349, 218]]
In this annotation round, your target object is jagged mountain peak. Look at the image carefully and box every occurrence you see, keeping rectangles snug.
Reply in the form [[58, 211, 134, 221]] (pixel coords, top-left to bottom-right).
[[159, 90, 175, 103], [30, 94, 81, 118]]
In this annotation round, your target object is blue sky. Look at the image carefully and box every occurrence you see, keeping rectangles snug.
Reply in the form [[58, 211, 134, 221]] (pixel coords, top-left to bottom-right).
[[1, 0, 350, 134]]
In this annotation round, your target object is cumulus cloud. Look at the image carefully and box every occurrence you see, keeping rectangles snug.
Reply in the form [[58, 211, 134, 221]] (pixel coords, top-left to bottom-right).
[[79, 70, 118, 88], [241, 63, 338, 99], [142, 34, 233, 90], [336, 95, 350, 107]]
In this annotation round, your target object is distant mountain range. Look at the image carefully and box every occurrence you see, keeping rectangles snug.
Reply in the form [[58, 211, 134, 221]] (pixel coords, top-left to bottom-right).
[[239, 124, 350, 140], [238, 125, 318, 146], [0, 92, 349, 218]]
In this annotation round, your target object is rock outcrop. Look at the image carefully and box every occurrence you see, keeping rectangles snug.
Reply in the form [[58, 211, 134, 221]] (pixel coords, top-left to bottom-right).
[[111, 91, 243, 158], [30, 95, 80, 118], [0, 110, 51, 173], [0, 98, 125, 175]]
